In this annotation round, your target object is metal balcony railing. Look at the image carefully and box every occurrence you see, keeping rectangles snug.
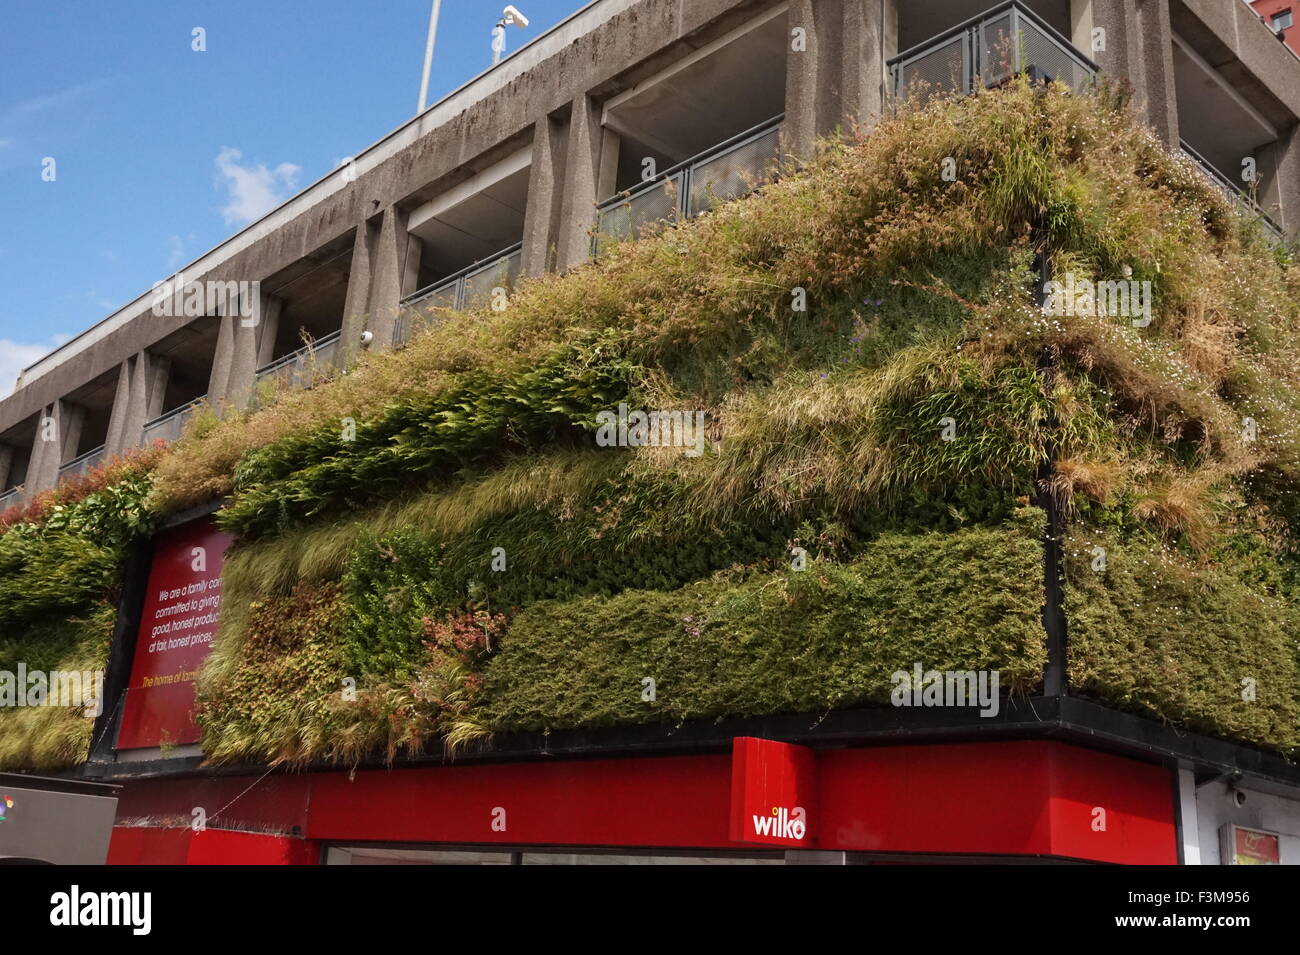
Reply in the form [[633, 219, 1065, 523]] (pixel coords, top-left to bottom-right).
[[142, 396, 207, 446], [394, 243, 523, 347], [1179, 140, 1286, 242], [57, 445, 106, 483], [593, 115, 784, 256], [888, 2, 1097, 104], [0, 485, 23, 511], [254, 329, 343, 390]]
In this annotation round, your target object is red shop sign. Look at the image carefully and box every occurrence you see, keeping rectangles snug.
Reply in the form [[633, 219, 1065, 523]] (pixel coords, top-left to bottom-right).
[[116, 517, 232, 750]]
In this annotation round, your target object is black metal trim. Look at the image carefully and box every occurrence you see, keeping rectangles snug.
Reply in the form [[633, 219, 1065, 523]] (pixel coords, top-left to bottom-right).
[[887, 0, 1099, 72], [595, 113, 785, 211], [400, 241, 524, 307], [0, 771, 119, 798], [89, 535, 154, 763], [81, 693, 1300, 790]]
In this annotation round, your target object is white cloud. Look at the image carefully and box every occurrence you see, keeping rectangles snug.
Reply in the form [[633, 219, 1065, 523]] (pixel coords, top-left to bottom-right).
[[0, 338, 59, 395], [166, 234, 185, 268], [214, 147, 301, 226]]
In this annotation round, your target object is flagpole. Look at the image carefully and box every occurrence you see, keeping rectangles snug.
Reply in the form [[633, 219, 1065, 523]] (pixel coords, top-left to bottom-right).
[[417, 0, 443, 114]]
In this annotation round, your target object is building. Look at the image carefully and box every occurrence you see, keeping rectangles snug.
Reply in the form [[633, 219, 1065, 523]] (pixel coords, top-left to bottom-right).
[[1252, 0, 1300, 57], [4, 0, 1300, 509], [5, 0, 1300, 864]]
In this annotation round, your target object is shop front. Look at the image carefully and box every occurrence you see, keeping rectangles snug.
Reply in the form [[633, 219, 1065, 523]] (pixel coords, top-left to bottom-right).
[[103, 737, 1179, 865]]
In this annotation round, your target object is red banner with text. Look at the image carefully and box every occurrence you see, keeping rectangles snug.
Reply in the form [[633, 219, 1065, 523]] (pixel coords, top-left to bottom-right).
[[116, 517, 232, 750]]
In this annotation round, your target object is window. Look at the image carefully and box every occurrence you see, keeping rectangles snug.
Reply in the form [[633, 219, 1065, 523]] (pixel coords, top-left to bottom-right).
[[1273, 10, 1293, 32]]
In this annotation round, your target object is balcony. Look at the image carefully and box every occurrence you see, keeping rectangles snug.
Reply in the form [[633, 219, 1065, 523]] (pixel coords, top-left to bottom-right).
[[142, 396, 207, 446], [593, 115, 783, 256], [394, 243, 523, 347], [1180, 140, 1286, 243], [57, 445, 106, 484], [254, 329, 343, 391], [889, 2, 1096, 104], [0, 485, 23, 512]]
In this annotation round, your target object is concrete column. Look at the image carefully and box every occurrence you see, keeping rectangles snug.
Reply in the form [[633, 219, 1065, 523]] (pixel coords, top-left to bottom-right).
[[784, 0, 824, 160], [1091, 0, 1178, 145], [340, 219, 377, 365], [107, 351, 172, 454], [785, 0, 895, 159], [26, 405, 54, 491], [104, 358, 135, 455], [224, 290, 259, 411], [60, 402, 85, 463], [206, 313, 237, 413], [556, 94, 602, 271], [256, 293, 283, 369], [1259, 124, 1300, 235], [144, 352, 170, 420], [521, 113, 569, 277], [597, 127, 620, 201], [1070, 0, 1094, 54], [839, 0, 895, 135], [401, 236, 423, 298], [1135, 0, 1179, 146], [0, 444, 12, 491], [366, 205, 409, 351], [28, 400, 81, 491]]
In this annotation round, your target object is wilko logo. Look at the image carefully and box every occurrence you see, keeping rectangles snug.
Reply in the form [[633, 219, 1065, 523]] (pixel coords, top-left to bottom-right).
[[730, 737, 815, 847], [752, 805, 807, 841]]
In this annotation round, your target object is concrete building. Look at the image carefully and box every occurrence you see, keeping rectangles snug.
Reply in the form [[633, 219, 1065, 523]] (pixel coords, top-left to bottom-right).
[[1252, 0, 1300, 57], [3, 0, 1300, 509]]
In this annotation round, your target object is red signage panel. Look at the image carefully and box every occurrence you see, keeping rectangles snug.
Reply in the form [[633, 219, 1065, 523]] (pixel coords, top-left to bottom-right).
[[729, 737, 816, 847], [116, 517, 232, 750]]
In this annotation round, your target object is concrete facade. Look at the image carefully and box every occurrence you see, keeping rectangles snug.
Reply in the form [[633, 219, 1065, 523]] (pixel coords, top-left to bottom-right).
[[2, 0, 1299, 502]]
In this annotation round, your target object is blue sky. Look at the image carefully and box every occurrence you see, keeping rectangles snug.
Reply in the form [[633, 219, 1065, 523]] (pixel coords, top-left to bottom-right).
[[0, 0, 586, 391]]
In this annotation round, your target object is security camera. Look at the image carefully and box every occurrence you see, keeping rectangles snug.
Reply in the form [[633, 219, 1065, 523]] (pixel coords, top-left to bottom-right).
[[360, 330, 374, 347], [502, 5, 529, 28]]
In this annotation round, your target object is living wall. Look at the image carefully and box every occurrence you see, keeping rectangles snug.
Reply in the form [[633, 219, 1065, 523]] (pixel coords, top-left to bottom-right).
[[4, 77, 1299, 771], [0, 455, 154, 768]]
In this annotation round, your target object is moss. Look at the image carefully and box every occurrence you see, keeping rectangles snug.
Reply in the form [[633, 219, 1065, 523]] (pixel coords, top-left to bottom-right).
[[1065, 529, 1300, 755], [481, 511, 1046, 731]]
